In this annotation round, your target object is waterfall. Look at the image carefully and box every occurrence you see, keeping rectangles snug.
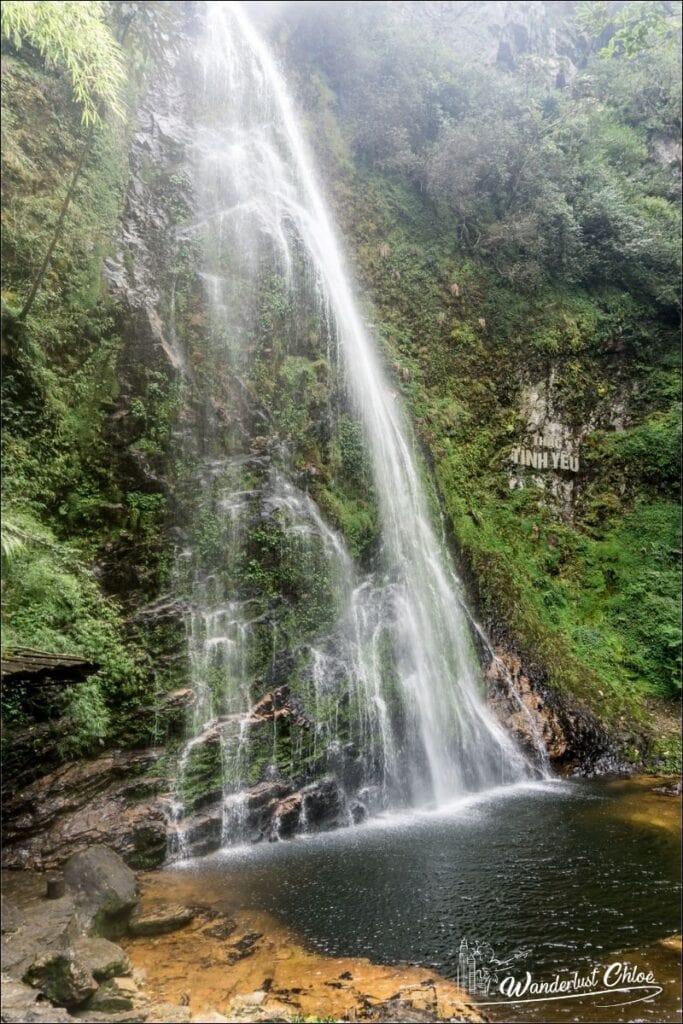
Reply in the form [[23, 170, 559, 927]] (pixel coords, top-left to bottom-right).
[[170, 1, 536, 852]]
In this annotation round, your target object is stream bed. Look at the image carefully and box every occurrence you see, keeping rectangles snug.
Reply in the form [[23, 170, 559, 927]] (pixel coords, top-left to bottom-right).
[[148, 776, 680, 1022]]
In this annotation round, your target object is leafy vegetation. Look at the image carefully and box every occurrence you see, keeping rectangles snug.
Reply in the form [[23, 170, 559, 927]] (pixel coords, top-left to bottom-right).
[[1, 0, 125, 126]]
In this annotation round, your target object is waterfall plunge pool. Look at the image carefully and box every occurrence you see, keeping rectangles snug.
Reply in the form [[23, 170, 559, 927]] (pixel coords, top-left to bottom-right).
[[131, 776, 680, 1023]]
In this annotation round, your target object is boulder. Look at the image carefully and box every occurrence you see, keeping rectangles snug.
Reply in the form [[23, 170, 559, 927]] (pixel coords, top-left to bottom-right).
[[271, 793, 301, 837], [23, 950, 97, 1010], [128, 904, 194, 936], [63, 846, 138, 938], [1, 891, 78, 980], [1, 1008, 80, 1023], [72, 937, 129, 981], [301, 777, 345, 829]]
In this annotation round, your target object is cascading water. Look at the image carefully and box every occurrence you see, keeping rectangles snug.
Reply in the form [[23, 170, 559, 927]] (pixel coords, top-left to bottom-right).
[[169, 1, 539, 854]]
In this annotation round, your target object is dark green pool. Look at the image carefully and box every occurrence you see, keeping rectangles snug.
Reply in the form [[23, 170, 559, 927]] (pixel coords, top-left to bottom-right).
[[178, 778, 681, 1022]]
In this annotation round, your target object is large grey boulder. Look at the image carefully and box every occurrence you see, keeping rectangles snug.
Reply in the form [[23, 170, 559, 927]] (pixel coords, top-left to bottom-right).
[[23, 950, 97, 1010], [63, 846, 138, 938], [1, 892, 77, 980]]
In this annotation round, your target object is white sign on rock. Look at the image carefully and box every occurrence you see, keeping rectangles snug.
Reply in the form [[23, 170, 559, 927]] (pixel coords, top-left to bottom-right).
[[509, 430, 580, 473]]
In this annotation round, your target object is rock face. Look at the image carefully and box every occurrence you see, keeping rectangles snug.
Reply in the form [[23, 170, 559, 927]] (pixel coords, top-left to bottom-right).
[[395, 0, 585, 81], [485, 645, 627, 774], [63, 846, 138, 939], [1, 750, 168, 872], [486, 651, 568, 763]]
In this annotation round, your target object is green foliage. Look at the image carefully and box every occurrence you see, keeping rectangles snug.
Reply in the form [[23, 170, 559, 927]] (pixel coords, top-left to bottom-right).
[[0, 39, 176, 766], [1, 509, 143, 756], [286, 2, 681, 311], [577, 1, 682, 60], [1, 510, 30, 562], [1, 1, 125, 126], [607, 408, 681, 489], [646, 735, 682, 774]]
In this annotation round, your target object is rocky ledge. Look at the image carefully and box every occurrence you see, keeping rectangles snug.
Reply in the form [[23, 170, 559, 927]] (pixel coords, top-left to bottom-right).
[[1, 845, 199, 1022], [1, 845, 484, 1023], [1, 663, 638, 876], [1, 683, 371, 872]]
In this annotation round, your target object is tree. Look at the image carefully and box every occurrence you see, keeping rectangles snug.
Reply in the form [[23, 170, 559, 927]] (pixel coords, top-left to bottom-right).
[[1, 1, 125, 127], [1, 2, 125, 322]]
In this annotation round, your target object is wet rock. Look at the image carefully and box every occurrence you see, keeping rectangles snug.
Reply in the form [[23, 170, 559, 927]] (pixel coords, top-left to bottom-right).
[[357, 785, 384, 816], [271, 793, 302, 837], [64, 846, 138, 939], [0, 896, 24, 934], [177, 806, 222, 858], [23, 950, 98, 1009], [486, 651, 568, 762], [247, 685, 311, 729], [128, 904, 194, 936], [245, 779, 292, 809], [349, 800, 368, 824], [156, 688, 196, 736], [72, 937, 130, 981], [301, 777, 346, 829], [202, 916, 237, 940], [86, 975, 138, 1012], [225, 931, 262, 964], [2, 750, 169, 872]]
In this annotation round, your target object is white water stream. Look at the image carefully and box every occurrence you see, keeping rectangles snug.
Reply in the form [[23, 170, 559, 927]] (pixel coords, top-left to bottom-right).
[[170, 1, 538, 850]]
